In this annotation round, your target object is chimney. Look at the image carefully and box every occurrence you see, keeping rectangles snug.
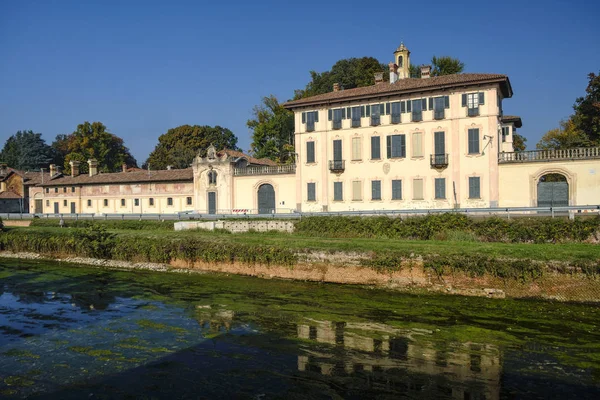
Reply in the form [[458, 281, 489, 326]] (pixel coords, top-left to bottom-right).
[[49, 164, 56, 177], [122, 163, 127, 173], [389, 62, 398, 84], [333, 82, 340, 92], [420, 65, 431, 79], [87, 159, 98, 176], [374, 72, 384, 85], [70, 160, 80, 177]]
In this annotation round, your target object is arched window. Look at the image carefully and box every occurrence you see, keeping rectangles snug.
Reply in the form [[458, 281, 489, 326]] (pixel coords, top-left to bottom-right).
[[208, 170, 217, 185], [398, 55, 403, 67]]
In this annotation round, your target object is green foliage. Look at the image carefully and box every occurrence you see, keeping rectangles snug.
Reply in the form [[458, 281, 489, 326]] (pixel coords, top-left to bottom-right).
[[0, 217, 3, 231], [537, 119, 592, 150], [430, 56, 465, 77], [248, 95, 295, 163], [572, 71, 600, 144], [0, 130, 55, 170], [512, 133, 527, 151], [30, 218, 174, 230], [52, 122, 137, 174], [295, 214, 600, 244], [144, 125, 240, 170], [294, 57, 388, 99], [73, 225, 116, 259]]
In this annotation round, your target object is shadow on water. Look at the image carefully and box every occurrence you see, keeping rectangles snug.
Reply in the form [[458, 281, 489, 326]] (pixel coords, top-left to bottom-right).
[[0, 258, 599, 399]]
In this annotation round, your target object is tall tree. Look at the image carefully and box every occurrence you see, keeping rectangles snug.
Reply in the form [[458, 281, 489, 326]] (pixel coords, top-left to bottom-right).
[[145, 125, 239, 170], [248, 95, 295, 163], [52, 122, 137, 174], [536, 119, 592, 150], [431, 56, 465, 77], [512, 133, 527, 151], [572, 71, 600, 144], [0, 130, 55, 170], [294, 57, 388, 99]]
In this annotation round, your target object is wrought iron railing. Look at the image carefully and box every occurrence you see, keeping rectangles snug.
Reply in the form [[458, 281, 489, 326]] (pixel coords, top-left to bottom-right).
[[329, 160, 345, 172], [467, 107, 479, 117], [370, 115, 380, 126], [234, 164, 296, 176], [391, 114, 401, 124], [332, 120, 342, 130], [498, 147, 600, 163], [434, 109, 445, 120], [430, 153, 449, 167]]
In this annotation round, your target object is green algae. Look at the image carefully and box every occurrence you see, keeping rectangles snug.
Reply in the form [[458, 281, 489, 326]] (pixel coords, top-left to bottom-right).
[[2, 349, 40, 359], [136, 319, 187, 334]]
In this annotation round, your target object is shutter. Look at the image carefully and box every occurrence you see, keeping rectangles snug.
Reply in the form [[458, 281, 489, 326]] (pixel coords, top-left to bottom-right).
[[462, 94, 467, 107], [314, 111, 319, 122], [428, 97, 433, 110], [444, 95, 450, 109], [361, 106, 365, 117], [422, 98, 427, 110], [366, 105, 371, 117], [346, 107, 351, 118], [342, 108, 346, 119], [401, 101, 406, 113], [380, 103, 385, 115], [479, 92, 485, 105], [302, 112, 306, 124], [386, 136, 392, 159], [407, 100, 412, 112], [328, 109, 332, 121], [386, 102, 390, 115], [400, 135, 406, 157]]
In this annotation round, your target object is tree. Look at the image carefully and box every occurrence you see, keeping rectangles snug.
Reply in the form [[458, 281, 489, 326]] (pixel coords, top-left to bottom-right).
[[294, 57, 388, 99], [431, 56, 465, 77], [248, 95, 295, 163], [512, 133, 527, 151], [145, 125, 240, 170], [52, 122, 137, 174], [536, 119, 592, 150], [572, 71, 600, 144], [0, 130, 55, 170]]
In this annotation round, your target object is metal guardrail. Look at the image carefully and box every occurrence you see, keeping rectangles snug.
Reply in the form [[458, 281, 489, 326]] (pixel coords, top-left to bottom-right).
[[2, 205, 599, 221]]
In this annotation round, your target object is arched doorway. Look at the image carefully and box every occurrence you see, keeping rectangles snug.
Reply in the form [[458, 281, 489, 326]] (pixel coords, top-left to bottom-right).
[[537, 173, 568, 207], [257, 184, 275, 214]]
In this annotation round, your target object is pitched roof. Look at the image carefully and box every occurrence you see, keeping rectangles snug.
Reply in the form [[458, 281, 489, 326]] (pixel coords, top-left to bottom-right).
[[37, 168, 194, 187], [220, 149, 277, 166], [283, 73, 512, 109], [0, 190, 22, 199], [501, 115, 523, 128]]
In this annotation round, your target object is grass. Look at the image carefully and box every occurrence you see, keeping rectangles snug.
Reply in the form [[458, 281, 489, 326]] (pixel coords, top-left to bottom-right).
[[6, 225, 600, 262]]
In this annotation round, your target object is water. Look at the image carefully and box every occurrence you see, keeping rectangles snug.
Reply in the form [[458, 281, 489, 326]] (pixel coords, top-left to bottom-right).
[[0, 259, 598, 399]]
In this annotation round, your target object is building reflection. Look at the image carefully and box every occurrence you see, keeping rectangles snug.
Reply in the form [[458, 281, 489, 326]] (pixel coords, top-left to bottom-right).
[[297, 319, 501, 400]]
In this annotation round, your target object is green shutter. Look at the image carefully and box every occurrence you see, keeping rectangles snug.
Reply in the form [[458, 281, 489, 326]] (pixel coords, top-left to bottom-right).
[[462, 94, 467, 107], [380, 103, 385, 115], [386, 136, 392, 159], [400, 135, 406, 157], [428, 97, 433, 110], [342, 108, 346, 119], [366, 105, 371, 117], [361, 106, 365, 117], [422, 98, 427, 110], [444, 95, 450, 109], [386, 102, 390, 115], [401, 101, 406, 113], [407, 101, 411, 113], [479, 92, 485, 105], [328, 109, 332, 121], [314, 111, 319, 122], [302, 112, 306, 123], [346, 107, 351, 118]]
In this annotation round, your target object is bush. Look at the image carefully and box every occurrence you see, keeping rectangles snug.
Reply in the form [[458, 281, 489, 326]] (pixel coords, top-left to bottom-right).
[[30, 218, 174, 231], [0, 217, 3, 232]]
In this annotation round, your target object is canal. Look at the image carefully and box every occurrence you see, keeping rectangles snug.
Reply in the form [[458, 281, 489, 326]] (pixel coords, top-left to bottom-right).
[[0, 259, 599, 399]]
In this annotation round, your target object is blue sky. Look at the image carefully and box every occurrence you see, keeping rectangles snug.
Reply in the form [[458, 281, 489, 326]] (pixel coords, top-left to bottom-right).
[[1, 0, 598, 165]]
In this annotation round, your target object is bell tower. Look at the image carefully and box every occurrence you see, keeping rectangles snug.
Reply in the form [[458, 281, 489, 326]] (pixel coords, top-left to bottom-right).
[[393, 42, 411, 79]]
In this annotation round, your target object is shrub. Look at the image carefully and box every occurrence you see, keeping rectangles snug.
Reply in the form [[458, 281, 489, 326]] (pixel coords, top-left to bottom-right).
[[0, 217, 3, 232], [30, 218, 174, 231]]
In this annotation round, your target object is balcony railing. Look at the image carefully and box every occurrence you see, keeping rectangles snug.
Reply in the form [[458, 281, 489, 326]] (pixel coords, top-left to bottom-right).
[[390, 114, 401, 124], [498, 147, 600, 163], [467, 107, 480, 117], [351, 119, 361, 128], [329, 160, 345, 173], [412, 111, 422, 122], [434, 109, 445, 120], [234, 164, 296, 176], [370, 115, 380, 126], [430, 153, 449, 167], [332, 120, 342, 130]]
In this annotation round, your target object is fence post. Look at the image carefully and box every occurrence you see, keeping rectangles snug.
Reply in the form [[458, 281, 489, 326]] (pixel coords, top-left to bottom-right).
[[551, 207, 554, 219]]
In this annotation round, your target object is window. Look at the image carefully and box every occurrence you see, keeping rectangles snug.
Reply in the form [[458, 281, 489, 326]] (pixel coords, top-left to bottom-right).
[[351, 106, 362, 127], [412, 133, 423, 157], [63, 187, 67, 193], [392, 180, 402, 200], [54, 187, 58, 193], [411, 99, 426, 122], [371, 136, 381, 159], [302, 111, 319, 132], [387, 134, 406, 158], [468, 128, 480, 154], [431, 96, 449, 120], [390, 102, 401, 124], [149, 198, 154, 206], [87, 199, 91, 207], [63, 200, 67, 206], [186, 197, 192, 205], [329, 108, 345, 130], [469, 177, 481, 199], [46, 200, 49, 206], [45, 188, 49, 193], [352, 137, 361, 161], [333, 182, 343, 201], [371, 180, 381, 200], [167, 197, 173, 206], [413, 179, 424, 200], [306, 141, 315, 163], [71, 187, 75, 193], [435, 178, 446, 199], [502, 126, 510, 142], [103, 199, 108, 207], [352, 181, 362, 201], [135, 198, 140, 206], [208, 170, 217, 185], [307, 182, 316, 201], [463, 92, 484, 117], [370, 104, 383, 126], [121, 199, 125, 207]]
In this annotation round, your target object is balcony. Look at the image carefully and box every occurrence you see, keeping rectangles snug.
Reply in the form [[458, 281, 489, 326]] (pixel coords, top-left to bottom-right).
[[498, 147, 600, 164], [430, 154, 449, 168], [411, 111, 422, 122], [370, 115, 380, 126], [434, 109, 445, 120], [332, 120, 342, 130], [351, 119, 361, 128], [329, 160, 345, 173], [467, 107, 480, 117], [234, 164, 296, 176]]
